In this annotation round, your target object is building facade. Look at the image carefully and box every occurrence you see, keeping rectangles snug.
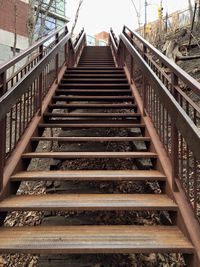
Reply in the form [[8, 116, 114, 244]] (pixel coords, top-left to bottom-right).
[[87, 31, 109, 46], [0, 0, 68, 65]]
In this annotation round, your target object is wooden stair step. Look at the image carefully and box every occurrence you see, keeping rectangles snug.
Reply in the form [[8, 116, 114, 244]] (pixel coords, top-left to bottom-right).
[[0, 226, 193, 254], [22, 152, 157, 159], [44, 112, 140, 118], [38, 123, 145, 128], [11, 170, 166, 181], [0, 194, 177, 211], [31, 137, 150, 142]]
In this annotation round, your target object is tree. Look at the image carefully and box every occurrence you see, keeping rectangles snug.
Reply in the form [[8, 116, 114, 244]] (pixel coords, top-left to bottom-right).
[[70, 0, 84, 36], [27, 0, 61, 46], [188, 0, 194, 24]]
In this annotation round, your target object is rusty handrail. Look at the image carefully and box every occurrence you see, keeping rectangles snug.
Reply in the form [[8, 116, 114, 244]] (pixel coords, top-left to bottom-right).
[[0, 25, 86, 191], [110, 26, 200, 229], [0, 33, 70, 120], [0, 28, 86, 120], [123, 25, 200, 96], [0, 24, 68, 75], [110, 28, 119, 51], [120, 32, 200, 161]]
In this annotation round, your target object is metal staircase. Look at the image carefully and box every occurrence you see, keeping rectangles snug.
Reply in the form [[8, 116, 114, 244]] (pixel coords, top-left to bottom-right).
[[0, 25, 199, 266]]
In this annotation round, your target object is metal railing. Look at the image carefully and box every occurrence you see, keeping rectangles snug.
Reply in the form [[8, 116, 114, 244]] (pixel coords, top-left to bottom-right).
[[0, 24, 86, 191], [110, 26, 200, 222]]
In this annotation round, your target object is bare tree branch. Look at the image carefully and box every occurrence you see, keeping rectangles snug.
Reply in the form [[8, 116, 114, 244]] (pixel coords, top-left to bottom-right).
[[188, 0, 194, 23], [27, 0, 36, 46], [71, 0, 84, 36], [37, 0, 54, 39], [27, 0, 61, 45], [130, 0, 141, 29]]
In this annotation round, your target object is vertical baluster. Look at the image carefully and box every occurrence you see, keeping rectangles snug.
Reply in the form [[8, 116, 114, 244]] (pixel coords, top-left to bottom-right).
[[39, 44, 43, 115], [55, 32, 59, 82], [193, 156, 197, 215], [142, 44, 147, 116], [130, 32, 134, 84], [64, 26, 69, 66], [171, 73, 179, 191], [14, 104, 18, 147], [0, 71, 6, 191], [10, 108, 13, 153]]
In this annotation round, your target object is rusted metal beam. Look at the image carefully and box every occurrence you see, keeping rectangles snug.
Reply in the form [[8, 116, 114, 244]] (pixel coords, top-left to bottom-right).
[[0, 64, 66, 199], [129, 76, 200, 265], [123, 26, 200, 96], [0, 24, 69, 75], [119, 33, 200, 162], [0, 72, 6, 192]]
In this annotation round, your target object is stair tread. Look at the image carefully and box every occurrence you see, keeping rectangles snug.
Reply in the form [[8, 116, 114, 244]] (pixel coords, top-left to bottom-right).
[[56, 89, 131, 93], [11, 170, 166, 181], [60, 84, 129, 87], [0, 226, 193, 254], [61, 79, 127, 82], [64, 75, 126, 78], [31, 137, 150, 142], [38, 123, 144, 128], [22, 152, 157, 159], [52, 96, 133, 100], [0, 194, 177, 211], [44, 112, 140, 117], [48, 104, 136, 108]]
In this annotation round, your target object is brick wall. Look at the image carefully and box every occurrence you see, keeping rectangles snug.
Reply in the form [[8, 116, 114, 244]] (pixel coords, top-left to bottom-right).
[[0, 0, 28, 37], [95, 32, 109, 42]]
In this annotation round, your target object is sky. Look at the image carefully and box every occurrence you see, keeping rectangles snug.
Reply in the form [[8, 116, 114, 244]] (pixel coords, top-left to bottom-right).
[[67, 0, 191, 35]]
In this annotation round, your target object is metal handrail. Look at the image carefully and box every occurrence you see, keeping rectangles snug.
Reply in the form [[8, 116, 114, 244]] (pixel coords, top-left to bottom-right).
[[0, 24, 69, 75], [109, 27, 200, 234], [123, 25, 200, 96], [0, 28, 86, 120], [119, 32, 200, 161]]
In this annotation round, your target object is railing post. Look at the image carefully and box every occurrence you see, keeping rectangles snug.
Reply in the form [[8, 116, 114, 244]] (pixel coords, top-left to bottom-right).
[[142, 44, 147, 116], [64, 26, 68, 66], [38, 44, 43, 115], [171, 72, 179, 192], [68, 42, 73, 68], [55, 32, 59, 83], [130, 32, 134, 84], [120, 44, 125, 68], [0, 71, 6, 192]]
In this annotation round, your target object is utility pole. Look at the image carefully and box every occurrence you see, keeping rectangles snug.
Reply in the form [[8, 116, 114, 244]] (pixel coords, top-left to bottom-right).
[[160, 0, 163, 38], [144, 0, 148, 38], [130, 0, 141, 31]]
